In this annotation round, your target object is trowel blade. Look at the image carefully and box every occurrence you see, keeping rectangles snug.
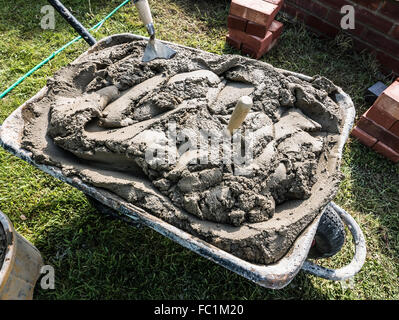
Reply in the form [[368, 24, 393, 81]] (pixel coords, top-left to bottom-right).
[[142, 39, 177, 62]]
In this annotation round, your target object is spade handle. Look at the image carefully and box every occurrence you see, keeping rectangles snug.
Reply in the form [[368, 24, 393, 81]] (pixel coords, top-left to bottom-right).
[[48, 0, 97, 46]]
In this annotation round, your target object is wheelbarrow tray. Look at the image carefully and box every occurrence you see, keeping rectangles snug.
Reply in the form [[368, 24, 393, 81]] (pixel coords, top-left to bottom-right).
[[0, 34, 356, 289]]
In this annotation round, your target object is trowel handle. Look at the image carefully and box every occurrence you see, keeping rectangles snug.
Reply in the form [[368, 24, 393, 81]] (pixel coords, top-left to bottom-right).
[[134, 0, 155, 37], [227, 96, 253, 135]]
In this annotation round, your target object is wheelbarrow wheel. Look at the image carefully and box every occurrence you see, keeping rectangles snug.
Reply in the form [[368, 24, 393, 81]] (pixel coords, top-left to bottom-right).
[[308, 205, 346, 259]]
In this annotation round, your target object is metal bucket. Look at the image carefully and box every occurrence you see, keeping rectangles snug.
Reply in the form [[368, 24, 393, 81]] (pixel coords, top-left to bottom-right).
[[0, 211, 43, 300]]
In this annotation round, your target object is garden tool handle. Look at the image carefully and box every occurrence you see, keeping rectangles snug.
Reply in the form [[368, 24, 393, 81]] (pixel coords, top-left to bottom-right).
[[48, 0, 97, 46], [134, 0, 155, 37], [227, 96, 253, 135]]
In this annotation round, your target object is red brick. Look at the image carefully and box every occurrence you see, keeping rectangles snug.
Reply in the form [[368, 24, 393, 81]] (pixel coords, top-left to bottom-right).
[[351, 0, 381, 10], [281, 3, 307, 21], [353, 38, 376, 54], [326, 9, 341, 26], [229, 28, 274, 52], [281, 2, 297, 17], [316, 0, 350, 10], [241, 44, 260, 59], [362, 29, 399, 57], [267, 38, 280, 51], [346, 23, 365, 37], [390, 121, 399, 137], [226, 35, 242, 50], [372, 141, 399, 163], [293, 8, 306, 21], [351, 126, 378, 147], [264, 0, 284, 10], [290, 0, 329, 17], [230, 0, 279, 26], [380, 1, 399, 21], [246, 19, 283, 38], [391, 24, 399, 41], [269, 20, 284, 40], [241, 31, 275, 59], [374, 80, 399, 120], [377, 51, 399, 76], [357, 116, 399, 153], [255, 34, 281, 54], [356, 8, 393, 34], [305, 15, 340, 38], [241, 42, 275, 59], [246, 21, 271, 37], [364, 106, 397, 130], [228, 14, 248, 32]]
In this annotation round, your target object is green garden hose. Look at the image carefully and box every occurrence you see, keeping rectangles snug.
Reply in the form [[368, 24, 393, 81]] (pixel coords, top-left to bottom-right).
[[0, 0, 131, 99]]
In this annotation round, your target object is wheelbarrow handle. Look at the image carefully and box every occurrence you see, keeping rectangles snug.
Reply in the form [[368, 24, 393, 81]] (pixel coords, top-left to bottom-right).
[[48, 0, 97, 46], [301, 202, 367, 281]]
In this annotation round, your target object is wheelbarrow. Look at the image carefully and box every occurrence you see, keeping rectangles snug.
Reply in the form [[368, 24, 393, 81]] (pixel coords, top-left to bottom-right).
[[0, 32, 366, 289]]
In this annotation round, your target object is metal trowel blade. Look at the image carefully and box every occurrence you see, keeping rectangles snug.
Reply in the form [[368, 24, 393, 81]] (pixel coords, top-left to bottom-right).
[[142, 38, 177, 62]]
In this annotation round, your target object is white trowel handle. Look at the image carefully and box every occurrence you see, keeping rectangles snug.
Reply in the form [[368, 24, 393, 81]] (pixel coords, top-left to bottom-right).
[[227, 96, 253, 135], [134, 0, 155, 37]]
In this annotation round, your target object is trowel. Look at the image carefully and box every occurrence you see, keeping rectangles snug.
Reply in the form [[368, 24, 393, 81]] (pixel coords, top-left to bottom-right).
[[134, 0, 177, 62]]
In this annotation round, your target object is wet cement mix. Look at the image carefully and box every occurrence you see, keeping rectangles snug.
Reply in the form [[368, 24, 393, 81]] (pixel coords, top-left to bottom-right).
[[20, 36, 346, 265]]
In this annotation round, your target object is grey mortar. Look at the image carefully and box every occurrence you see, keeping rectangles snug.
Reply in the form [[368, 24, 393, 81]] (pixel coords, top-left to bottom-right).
[[20, 37, 345, 265]]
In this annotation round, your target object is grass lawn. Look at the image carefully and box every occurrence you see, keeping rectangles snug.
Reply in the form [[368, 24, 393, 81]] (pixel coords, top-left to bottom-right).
[[0, 0, 398, 300]]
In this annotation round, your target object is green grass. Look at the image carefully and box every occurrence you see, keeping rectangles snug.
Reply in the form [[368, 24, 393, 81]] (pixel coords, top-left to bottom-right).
[[0, 0, 399, 300]]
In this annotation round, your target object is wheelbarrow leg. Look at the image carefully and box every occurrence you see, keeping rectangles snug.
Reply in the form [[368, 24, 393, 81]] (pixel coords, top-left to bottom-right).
[[48, 0, 97, 46]]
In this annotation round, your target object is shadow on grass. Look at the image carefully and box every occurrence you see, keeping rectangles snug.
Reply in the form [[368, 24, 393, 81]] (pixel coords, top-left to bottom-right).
[[31, 195, 329, 300], [167, 0, 230, 31], [339, 140, 399, 270]]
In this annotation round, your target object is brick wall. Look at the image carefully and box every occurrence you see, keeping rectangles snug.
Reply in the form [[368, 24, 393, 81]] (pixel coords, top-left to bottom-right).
[[281, 0, 399, 75]]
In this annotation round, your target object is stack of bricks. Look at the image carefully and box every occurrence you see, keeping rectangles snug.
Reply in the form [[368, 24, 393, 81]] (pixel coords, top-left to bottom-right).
[[226, 0, 284, 59], [351, 79, 399, 163]]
